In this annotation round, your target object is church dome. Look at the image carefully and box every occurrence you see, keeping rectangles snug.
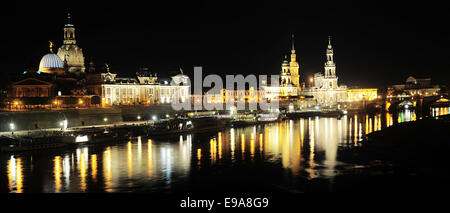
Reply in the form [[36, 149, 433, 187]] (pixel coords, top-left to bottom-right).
[[57, 45, 85, 73], [39, 53, 64, 69]]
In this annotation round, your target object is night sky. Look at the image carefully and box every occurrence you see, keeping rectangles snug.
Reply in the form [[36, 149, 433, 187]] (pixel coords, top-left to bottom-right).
[[5, 1, 450, 88]]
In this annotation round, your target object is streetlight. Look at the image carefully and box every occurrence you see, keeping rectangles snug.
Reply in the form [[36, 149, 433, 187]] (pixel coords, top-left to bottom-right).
[[9, 123, 15, 135], [62, 119, 68, 131], [230, 106, 236, 115], [152, 115, 157, 121], [137, 115, 141, 120]]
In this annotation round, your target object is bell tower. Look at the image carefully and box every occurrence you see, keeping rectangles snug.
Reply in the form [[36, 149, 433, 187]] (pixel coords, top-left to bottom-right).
[[324, 36, 336, 77], [63, 13, 76, 45], [281, 56, 291, 86], [57, 13, 86, 73], [289, 34, 300, 88]]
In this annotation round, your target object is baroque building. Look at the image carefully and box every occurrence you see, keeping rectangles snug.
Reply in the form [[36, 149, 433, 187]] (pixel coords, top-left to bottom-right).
[[303, 37, 347, 106], [57, 13, 86, 74], [85, 65, 190, 106], [264, 34, 300, 102], [5, 14, 190, 110]]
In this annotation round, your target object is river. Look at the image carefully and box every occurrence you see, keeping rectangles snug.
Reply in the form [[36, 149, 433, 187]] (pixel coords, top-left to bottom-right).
[[1, 107, 449, 193]]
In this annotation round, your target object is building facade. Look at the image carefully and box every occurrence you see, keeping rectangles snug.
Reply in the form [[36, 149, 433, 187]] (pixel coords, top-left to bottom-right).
[[86, 66, 190, 106], [5, 14, 189, 110], [303, 37, 347, 106], [347, 89, 378, 102], [263, 34, 300, 101], [388, 76, 440, 98], [57, 13, 86, 74]]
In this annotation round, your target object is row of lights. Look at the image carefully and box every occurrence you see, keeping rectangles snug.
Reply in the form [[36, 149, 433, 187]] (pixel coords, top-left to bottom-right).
[[8, 113, 174, 133]]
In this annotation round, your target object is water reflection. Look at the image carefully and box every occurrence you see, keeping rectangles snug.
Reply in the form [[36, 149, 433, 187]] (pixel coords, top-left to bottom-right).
[[54, 156, 62, 192], [3, 107, 450, 193], [7, 156, 23, 193], [432, 107, 450, 117], [103, 147, 113, 192]]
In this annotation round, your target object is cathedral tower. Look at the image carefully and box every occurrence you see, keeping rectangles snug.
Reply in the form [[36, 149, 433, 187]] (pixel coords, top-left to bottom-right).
[[324, 36, 336, 77], [57, 13, 86, 74], [280, 56, 291, 86], [289, 34, 300, 88], [322, 36, 338, 89]]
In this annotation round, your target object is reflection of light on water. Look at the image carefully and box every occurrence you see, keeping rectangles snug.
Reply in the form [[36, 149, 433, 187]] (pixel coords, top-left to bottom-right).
[[91, 154, 97, 182], [259, 133, 263, 153], [354, 115, 358, 146], [432, 107, 450, 117], [148, 139, 153, 177], [349, 117, 352, 144], [369, 117, 373, 133], [127, 142, 133, 180], [8, 156, 23, 193], [230, 128, 235, 160], [103, 147, 113, 192], [54, 156, 62, 192], [63, 154, 71, 189], [218, 133, 223, 160], [241, 134, 245, 159], [282, 122, 290, 169], [398, 109, 416, 123], [137, 136, 142, 168], [359, 123, 362, 144], [366, 115, 370, 134], [79, 152, 87, 191], [386, 113, 393, 127], [160, 147, 173, 184], [250, 131, 255, 158], [75, 135, 89, 143], [210, 138, 217, 164], [14, 109, 445, 193], [374, 115, 378, 131], [308, 118, 316, 178], [197, 148, 202, 165], [300, 119, 305, 148]]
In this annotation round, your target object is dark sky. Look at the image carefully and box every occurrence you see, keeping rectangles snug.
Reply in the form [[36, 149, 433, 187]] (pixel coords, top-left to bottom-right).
[[5, 1, 450, 88]]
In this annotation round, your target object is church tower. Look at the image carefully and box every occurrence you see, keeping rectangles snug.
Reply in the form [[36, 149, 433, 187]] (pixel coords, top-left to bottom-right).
[[322, 36, 338, 89], [324, 36, 336, 77], [63, 13, 76, 45], [280, 56, 291, 86], [289, 34, 300, 88], [57, 13, 86, 74]]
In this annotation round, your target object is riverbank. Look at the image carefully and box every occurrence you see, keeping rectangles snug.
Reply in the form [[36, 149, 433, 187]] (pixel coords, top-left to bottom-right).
[[336, 114, 450, 191]]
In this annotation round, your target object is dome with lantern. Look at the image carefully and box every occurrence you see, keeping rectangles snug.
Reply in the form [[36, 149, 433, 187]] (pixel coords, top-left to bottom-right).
[[38, 41, 66, 75]]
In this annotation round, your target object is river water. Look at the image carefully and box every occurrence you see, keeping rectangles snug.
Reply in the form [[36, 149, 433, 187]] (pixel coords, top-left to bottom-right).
[[1, 107, 449, 193]]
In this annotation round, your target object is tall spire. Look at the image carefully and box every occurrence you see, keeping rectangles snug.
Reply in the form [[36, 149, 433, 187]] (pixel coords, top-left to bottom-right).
[[65, 12, 73, 27], [291, 33, 295, 53], [328, 35, 332, 49], [325, 36, 336, 77]]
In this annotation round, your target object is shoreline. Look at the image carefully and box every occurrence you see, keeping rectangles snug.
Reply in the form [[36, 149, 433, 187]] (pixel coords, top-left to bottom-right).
[[334, 114, 450, 191]]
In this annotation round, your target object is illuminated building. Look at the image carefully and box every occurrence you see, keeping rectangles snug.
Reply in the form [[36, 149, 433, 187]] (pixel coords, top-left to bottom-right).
[[5, 14, 189, 110], [56, 13, 86, 74], [347, 89, 378, 102], [192, 87, 265, 106], [263, 34, 300, 101], [302, 37, 347, 106], [38, 42, 66, 76], [86, 66, 190, 106], [388, 76, 440, 98]]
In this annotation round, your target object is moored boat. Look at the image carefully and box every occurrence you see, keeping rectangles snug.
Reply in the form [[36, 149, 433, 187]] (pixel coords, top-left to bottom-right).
[[147, 117, 226, 136]]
